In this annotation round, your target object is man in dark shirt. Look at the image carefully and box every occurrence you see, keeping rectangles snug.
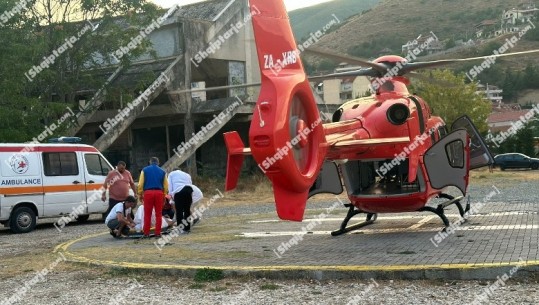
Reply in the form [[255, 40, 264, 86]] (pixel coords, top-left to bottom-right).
[[137, 157, 168, 237]]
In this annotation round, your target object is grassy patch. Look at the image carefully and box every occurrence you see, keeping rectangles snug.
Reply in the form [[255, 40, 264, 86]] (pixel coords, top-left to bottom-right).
[[210, 286, 228, 292], [194, 268, 224, 282], [188, 283, 206, 289], [469, 168, 539, 185], [0, 253, 75, 278], [105, 267, 128, 277], [71, 245, 217, 263], [259, 283, 281, 290]]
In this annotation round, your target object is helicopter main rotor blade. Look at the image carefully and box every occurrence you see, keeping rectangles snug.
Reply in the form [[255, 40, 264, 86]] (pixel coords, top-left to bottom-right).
[[169, 82, 262, 95], [305, 48, 387, 75], [400, 49, 539, 74], [407, 72, 459, 88], [171, 45, 539, 94], [309, 68, 380, 81], [169, 69, 382, 95]]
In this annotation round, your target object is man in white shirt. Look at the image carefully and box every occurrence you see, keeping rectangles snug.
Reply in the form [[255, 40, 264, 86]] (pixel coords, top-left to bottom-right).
[[168, 166, 203, 232], [105, 195, 137, 238]]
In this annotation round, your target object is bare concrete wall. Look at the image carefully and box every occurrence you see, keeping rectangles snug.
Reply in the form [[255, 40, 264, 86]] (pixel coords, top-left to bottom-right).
[[137, 24, 183, 61], [206, 1, 248, 61]]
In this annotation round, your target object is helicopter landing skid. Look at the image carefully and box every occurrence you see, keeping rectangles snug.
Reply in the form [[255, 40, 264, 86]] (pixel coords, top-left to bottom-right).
[[417, 194, 466, 231], [331, 204, 377, 236]]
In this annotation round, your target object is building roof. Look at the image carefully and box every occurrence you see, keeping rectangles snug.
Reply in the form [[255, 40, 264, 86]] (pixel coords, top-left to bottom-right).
[[487, 110, 531, 124], [475, 19, 498, 28], [491, 103, 522, 112], [416, 33, 437, 44], [176, 0, 236, 21], [477, 84, 501, 90], [489, 125, 511, 133], [341, 76, 356, 83]]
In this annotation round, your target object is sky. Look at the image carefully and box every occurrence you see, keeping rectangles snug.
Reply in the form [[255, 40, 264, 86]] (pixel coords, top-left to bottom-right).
[[151, 0, 335, 11]]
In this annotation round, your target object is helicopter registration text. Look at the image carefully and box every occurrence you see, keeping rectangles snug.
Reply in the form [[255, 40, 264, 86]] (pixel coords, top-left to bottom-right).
[[264, 51, 298, 70]]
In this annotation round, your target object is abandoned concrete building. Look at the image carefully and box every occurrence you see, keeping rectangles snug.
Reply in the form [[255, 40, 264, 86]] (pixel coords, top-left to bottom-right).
[[68, 0, 336, 179]]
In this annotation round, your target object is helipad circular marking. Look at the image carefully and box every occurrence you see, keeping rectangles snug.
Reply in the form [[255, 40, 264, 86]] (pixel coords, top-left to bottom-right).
[[55, 232, 539, 272]]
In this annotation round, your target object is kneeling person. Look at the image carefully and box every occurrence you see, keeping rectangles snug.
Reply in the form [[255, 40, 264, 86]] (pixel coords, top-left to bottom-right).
[[105, 195, 137, 238]]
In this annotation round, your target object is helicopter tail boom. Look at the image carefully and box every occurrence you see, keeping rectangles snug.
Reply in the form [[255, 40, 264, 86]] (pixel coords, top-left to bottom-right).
[[245, 0, 327, 221]]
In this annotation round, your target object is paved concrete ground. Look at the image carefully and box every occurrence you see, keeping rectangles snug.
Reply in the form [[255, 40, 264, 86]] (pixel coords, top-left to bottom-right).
[[56, 200, 539, 280]]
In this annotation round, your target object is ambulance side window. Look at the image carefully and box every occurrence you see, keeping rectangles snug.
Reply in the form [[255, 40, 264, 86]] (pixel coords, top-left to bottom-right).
[[84, 154, 111, 176], [43, 153, 79, 176]]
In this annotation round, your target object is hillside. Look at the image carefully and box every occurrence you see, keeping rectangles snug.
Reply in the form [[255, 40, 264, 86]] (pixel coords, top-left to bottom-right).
[[289, 0, 381, 40], [304, 0, 539, 102], [313, 0, 535, 56]]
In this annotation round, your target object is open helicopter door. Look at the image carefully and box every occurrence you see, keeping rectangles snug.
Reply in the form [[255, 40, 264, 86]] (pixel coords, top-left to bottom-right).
[[451, 115, 495, 169], [424, 129, 470, 195], [308, 161, 343, 197]]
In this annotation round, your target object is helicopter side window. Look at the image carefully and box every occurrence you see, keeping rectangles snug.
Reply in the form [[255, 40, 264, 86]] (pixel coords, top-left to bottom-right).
[[430, 128, 437, 143], [332, 108, 343, 122], [445, 140, 465, 168], [438, 126, 448, 139]]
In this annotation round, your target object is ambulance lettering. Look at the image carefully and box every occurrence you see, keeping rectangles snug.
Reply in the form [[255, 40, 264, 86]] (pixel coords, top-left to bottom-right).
[[1, 178, 41, 186]]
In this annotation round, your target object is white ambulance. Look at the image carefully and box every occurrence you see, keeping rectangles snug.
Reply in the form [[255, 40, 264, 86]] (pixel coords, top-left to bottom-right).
[[0, 140, 113, 233]]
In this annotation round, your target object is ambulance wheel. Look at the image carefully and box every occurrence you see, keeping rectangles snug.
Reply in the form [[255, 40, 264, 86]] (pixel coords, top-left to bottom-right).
[[10, 207, 36, 234], [76, 215, 90, 223]]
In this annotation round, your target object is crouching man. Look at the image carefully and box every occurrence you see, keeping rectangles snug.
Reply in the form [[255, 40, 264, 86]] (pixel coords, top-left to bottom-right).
[[105, 195, 137, 238]]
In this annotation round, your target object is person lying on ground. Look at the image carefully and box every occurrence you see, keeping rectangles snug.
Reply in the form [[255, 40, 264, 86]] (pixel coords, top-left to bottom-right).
[[133, 204, 175, 233], [162, 194, 175, 219]]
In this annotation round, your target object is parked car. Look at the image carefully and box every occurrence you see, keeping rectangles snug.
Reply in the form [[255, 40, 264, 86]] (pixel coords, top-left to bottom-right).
[[493, 153, 539, 171]]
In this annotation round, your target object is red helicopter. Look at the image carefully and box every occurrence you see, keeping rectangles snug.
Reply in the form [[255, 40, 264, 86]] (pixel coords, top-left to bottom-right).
[[219, 0, 539, 235]]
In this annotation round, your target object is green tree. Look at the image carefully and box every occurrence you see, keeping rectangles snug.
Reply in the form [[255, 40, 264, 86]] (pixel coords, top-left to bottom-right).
[[0, 0, 161, 142], [409, 69, 492, 134], [0, 1, 43, 141], [523, 64, 539, 89], [445, 38, 456, 49], [502, 68, 524, 102], [524, 26, 539, 42], [517, 126, 535, 156], [495, 124, 536, 156], [318, 59, 338, 72]]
